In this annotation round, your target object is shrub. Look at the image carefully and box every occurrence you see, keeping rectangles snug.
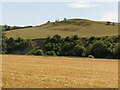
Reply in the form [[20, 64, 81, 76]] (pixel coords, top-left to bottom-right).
[[88, 55, 94, 58], [1, 51, 5, 54], [73, 35, 79, 40], [2, 33, 8, 53], [47, 21, 50, 23], [90, 41, 109, 58], [60, 42, 72, 56], [53, 35, 61, 40], [46, 51, 56, 56], [28, 47, 39, 55], [74, 45, 86, 57], [34, 49, 44, 56], [113, 44, 120, 59], [85, 44, 92, 56], [64, 36, 71, 42], [45, 43, 56, 51], [3, 36, 32, 54], [28, 48, 44, 56]]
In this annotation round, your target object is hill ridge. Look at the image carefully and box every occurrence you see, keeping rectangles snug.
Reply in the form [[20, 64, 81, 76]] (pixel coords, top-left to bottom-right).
[[4, 18, 118, 39]]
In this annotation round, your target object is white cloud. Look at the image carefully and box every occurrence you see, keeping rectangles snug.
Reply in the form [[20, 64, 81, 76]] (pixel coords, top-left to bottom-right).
[[100, 12, 118, 22], [68, 1, 98, 8]]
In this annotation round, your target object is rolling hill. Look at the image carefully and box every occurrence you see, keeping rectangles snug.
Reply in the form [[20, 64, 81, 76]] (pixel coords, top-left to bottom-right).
[[4, 19, 118, 39]]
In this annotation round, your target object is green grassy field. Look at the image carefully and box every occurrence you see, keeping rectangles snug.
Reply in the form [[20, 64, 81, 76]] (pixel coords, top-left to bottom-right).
[[5, 19, 118, 39]]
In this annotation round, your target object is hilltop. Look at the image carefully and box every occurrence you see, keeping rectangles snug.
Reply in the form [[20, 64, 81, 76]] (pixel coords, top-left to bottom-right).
[[4, 19, 118, 39]]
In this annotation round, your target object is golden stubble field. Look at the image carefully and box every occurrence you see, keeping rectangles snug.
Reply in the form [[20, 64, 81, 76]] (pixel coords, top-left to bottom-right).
[[2, 55, 118, 88]]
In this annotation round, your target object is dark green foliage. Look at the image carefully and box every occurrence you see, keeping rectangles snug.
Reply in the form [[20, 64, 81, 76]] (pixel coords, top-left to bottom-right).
[[2, 34, 119, 59], [6, 37, 31, 53], [6, 37, 15, 53], [46, 51, 56, 56], [64, 36, 71, 42], [85, 44, 92, 56], [44, 35, 119, 59], [33, 49, 44, 56], [45, 43, 55, 51], [2, 25, 11, 31], [28, 47, 39, 55], [73, 45, 86, 57], [113, 44, 120, 59], [45, 35, 62, 55], [64, 18, 67, 21], [88, 55, 94, 58], [2, 34, 32, 54], [72, 35, 79, 40], [28, 48, 44, 56], [1, 51, 5, 54], [2, 25, 33, 31], [2, 33, 8, 53], [89, 41, 109, 58], [47, 21, 50, 24], [53, 35, 61, 40], [60, 42, 72, 56], [89, 36, 95, 41]]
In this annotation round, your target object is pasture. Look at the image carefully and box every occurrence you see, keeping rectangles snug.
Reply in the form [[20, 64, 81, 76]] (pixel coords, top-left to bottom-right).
[[5, 19, 118, 39]]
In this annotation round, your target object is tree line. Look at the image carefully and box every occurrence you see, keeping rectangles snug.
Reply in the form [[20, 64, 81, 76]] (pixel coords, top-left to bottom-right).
[[2, 33, 32, 54], [1, 25, 33, 31], [43, 35, 119, 59], [1, 34, 120, 59]]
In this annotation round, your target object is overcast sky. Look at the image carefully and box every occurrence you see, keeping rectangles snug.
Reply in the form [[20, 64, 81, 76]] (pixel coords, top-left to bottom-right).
[[0, 1, 118, 26]]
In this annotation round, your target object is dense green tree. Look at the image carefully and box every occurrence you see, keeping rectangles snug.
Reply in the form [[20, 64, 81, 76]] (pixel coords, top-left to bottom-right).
[[89, 36, 95, 41], [72, 35, 79, 40], [113, 43, 120, 59], [60, 42, 72, 56], [2, 34, 32, 54], [85, 44, 92, 56], [53, 35, 61, 40], [45, 43, 56, 51], [74, 45, 86, 57], [64, 36, 71, 42], [90, 41, 109, 58], [1, 33, 8, 53]]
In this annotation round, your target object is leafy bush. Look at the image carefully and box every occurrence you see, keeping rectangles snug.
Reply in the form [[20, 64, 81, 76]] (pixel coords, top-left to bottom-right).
[[34, 49, 44, 56], [85, 44, 92, 56], [46, 51, 56, 56], [72, 35, 79, 40], [2, 33, 8, 53], [113, 44, 120, 59], [28, 47, 44, 56], [88, 55, 94, 58], [2, 35, 32, 54], [60, 42, 72, 56], [1, 51, 5, 54], [2, 24, 33, 31], [74, 45, 86, 57], [89, 41, 109, 58]]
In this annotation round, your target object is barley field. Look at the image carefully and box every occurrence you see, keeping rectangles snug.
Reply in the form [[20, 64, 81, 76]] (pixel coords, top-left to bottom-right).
[[2, 55, 118, 88]]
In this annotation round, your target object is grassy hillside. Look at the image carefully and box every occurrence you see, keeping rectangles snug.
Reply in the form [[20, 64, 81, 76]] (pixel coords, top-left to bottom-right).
[[5, 19, 118, 39], [2, 55, 118, 88]]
